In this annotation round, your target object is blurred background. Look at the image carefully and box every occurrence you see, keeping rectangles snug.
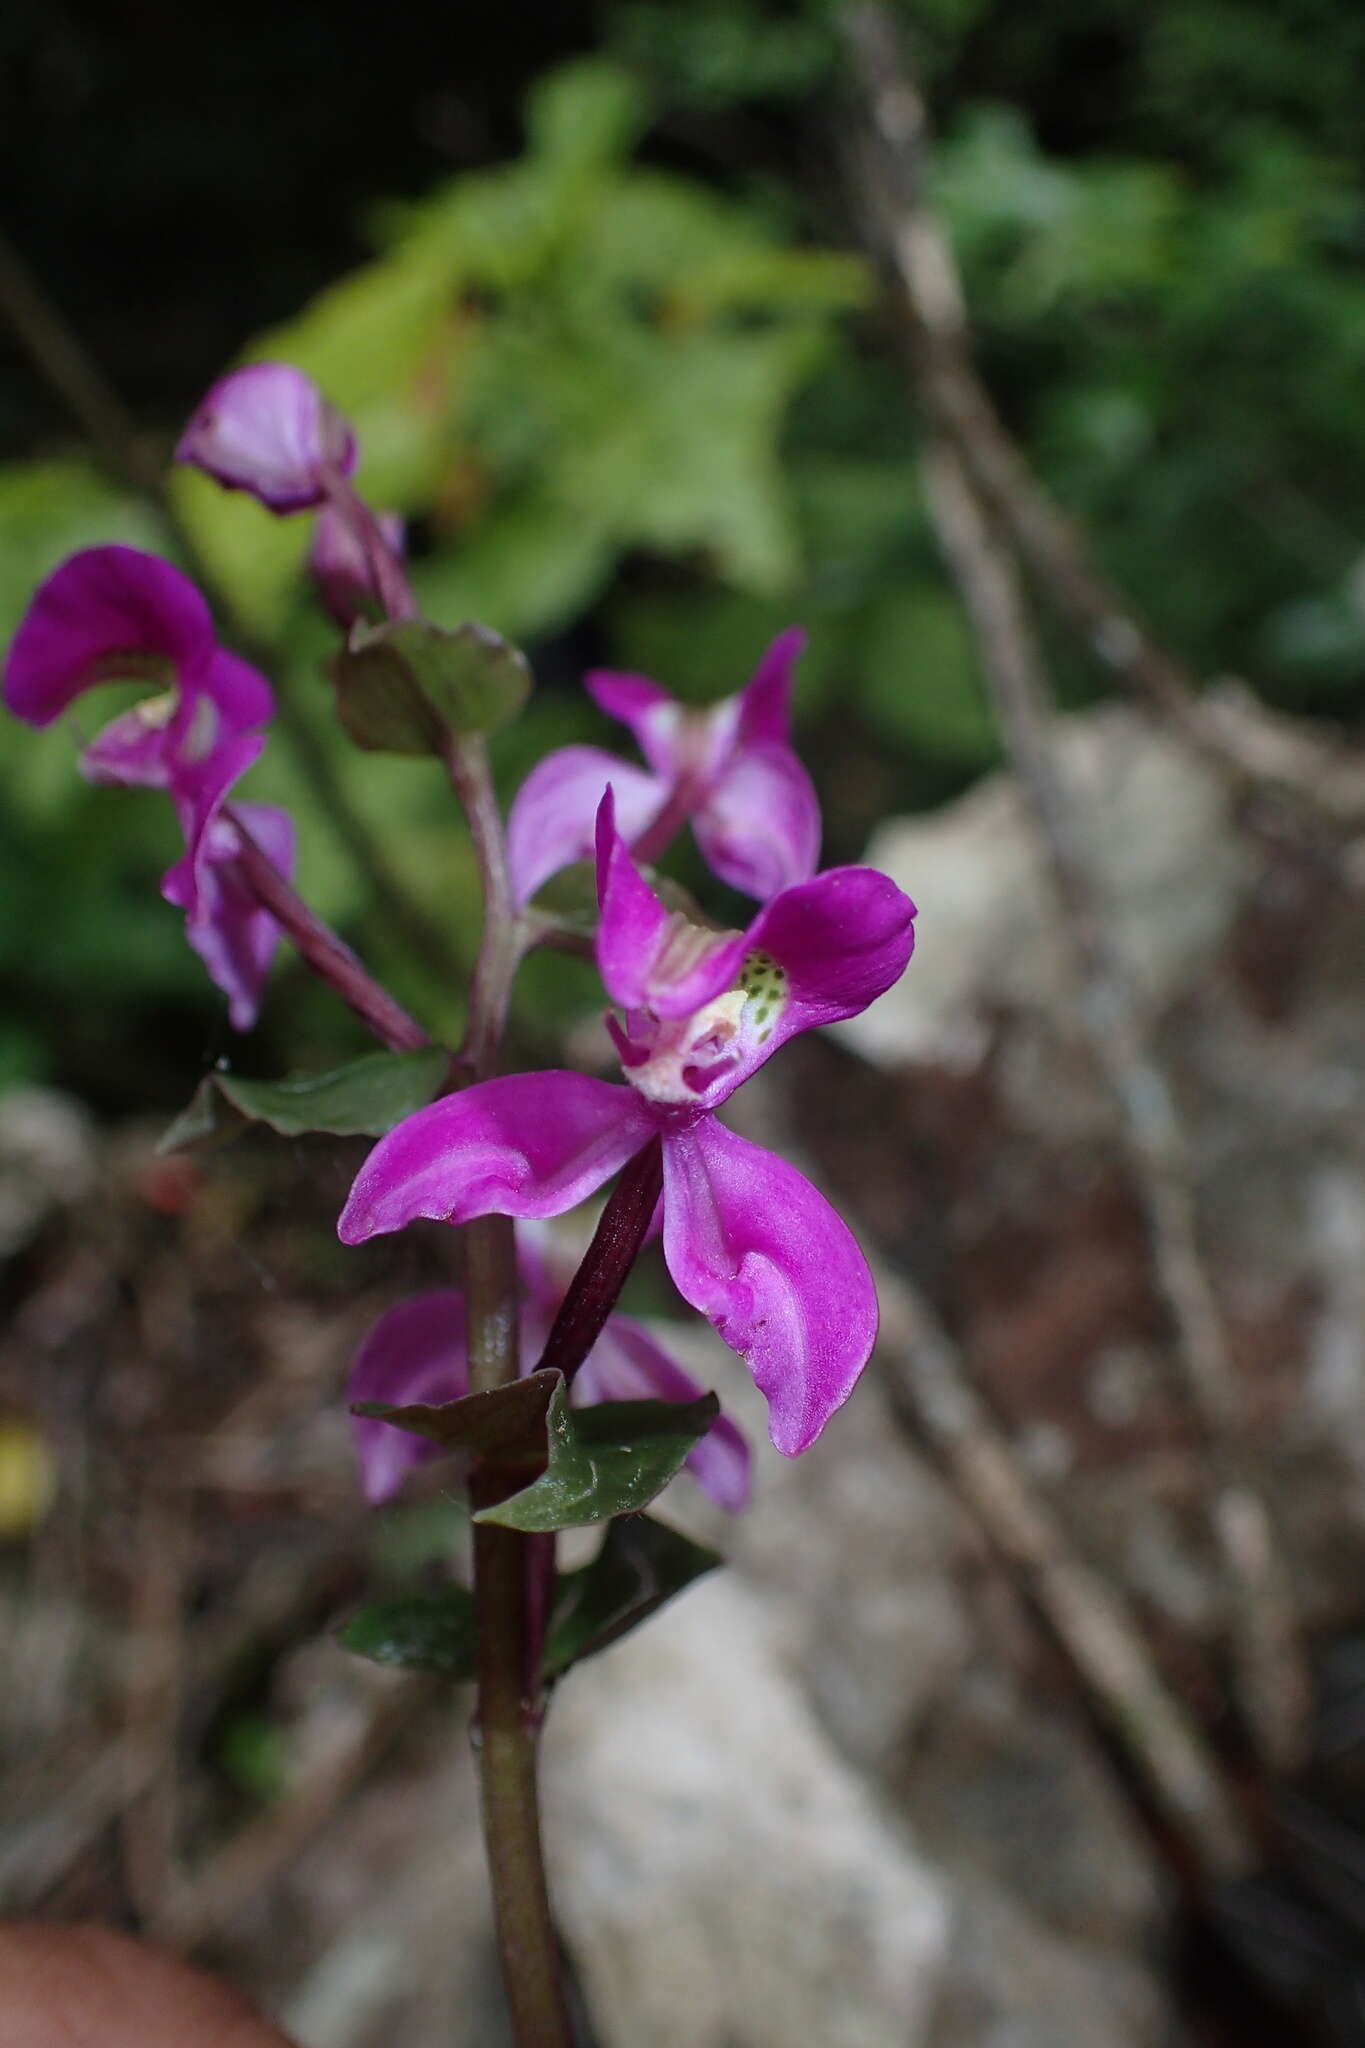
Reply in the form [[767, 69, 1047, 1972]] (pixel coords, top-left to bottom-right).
[[3, 2, 1365, 2041]]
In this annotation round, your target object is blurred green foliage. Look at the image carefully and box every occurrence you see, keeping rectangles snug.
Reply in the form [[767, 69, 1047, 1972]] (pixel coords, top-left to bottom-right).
[[3, 13, 1363, 1103]]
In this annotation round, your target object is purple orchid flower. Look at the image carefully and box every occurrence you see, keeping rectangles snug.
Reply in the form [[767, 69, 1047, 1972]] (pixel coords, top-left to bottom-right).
[[506, 629, 821, 907], [176, 362, 357, 513], [2, 544, 291, 1028], [162, 802, 297, 1032], [308, 506, 406, 628], [349, 1222, 750, 1510], [339, 791, 916, 1456]]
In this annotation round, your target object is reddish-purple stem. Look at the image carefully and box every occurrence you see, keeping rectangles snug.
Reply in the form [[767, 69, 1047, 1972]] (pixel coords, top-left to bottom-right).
[[225, 808, 431, 1054], [535, 1137, 665, 1382]]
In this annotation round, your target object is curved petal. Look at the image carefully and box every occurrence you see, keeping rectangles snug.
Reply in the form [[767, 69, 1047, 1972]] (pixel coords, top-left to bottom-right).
[[74, 627, 270, 796], [595, 791, 747, 1020], [347, 1290, 470, 1503], [176, 363, 357, 512], [3, 547, 214, 727], [338, 1073, 657, 1245], [162, 798, 292, 1030], [735, 627, 806, 747], [660, 1117, 877, 1456], [163, 731, 266, 922], [594, 786, 670, 1005], [202, 645, 274, 733], [79, 701, 179, 789], [507, 746, 664, 906], [584, 669, 683, 779], [228, 798, 295, 881], [695, 740, 821, 900], [743, 864, 916, 1053], [577, 1314, 752, 1510]]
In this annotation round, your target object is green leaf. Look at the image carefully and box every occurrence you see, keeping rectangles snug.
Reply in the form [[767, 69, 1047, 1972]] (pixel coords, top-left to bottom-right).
[[474, 1381, 719, 1533], [526, 57, 648, 171], [168, 466, 310, 643], [159, 1047, 448, 1150], [541, 1513, 721, 1681], [340, 1585, 476, 1680], [353, 1368, 560, 1470], [860, 584, 999, 766], [331, 619, 533, 754], [410, 493, 617, 644]]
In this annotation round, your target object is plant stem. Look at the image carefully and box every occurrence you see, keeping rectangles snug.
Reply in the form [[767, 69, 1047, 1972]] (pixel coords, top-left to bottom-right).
[[469, 1476, 574, 2045], [325, 478, 420, 624], [444, 735, 520, 1076], [226, 809, 433, 1055], [537, 1137, 664, 1382], [442, 726, 573, 2047]]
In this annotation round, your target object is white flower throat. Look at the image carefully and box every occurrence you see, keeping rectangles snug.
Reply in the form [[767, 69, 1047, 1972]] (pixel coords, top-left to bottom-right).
[[623, 947, 790, 1105]]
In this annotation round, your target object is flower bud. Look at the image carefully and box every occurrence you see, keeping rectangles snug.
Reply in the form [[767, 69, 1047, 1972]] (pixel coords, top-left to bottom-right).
[[175, 363, 357, 512], [308, 506, 405, 628]]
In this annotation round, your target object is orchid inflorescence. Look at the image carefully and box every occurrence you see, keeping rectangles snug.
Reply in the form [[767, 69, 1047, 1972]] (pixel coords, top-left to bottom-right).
[[5, 358, 917, 1478], [4, 355, 917, 2043]]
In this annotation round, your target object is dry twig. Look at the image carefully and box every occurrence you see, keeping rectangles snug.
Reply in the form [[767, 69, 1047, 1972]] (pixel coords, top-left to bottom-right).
[[842, 4, 1312, 1773], [840, 5, 1365, 833]]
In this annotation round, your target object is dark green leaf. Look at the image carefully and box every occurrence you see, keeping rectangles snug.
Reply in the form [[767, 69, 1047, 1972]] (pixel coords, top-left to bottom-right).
[[159, 1048, 449, 1151], [353, 1368, 560, 1469], [331, 619, 532, 755], [474, 1382, 719, 1533], [340, 1586, 475, 1679], [541, 1513, 721, 1680]]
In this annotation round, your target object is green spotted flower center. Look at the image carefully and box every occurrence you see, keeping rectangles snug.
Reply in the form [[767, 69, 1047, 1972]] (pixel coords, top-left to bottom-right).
[[738, 948, 788, 1044]]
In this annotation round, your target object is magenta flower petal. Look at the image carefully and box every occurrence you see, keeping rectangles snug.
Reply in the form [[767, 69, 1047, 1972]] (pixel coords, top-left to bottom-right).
[[3, 546, 214, 728], [595, 791, 748, 1021], [163, 797, 292, 1030], [743, 865, 916, 1057], [309, 506, 405, 628], [201, 645, 274, 733], [594, 787, 671, 1004], [695, 741, 821, 900], [584, 669, 681, 778], [338, 1072, 657, 1246], [735, 626, 807, 747], [348, 1289, 470, 1503], [164, 730, 266, 921], [577, 1314, 752, 1510], [507, 746, 665, 907], [660, 1116, 877, 1456], [176, 363, 357, 513], [79, 704, 180, 787]]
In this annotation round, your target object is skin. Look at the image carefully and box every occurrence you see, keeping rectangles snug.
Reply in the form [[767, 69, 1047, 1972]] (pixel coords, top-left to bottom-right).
[[0, 1924, 294, 2047]]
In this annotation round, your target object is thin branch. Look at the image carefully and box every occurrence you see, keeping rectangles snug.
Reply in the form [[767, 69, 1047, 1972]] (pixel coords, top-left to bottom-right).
[[843, 0, 1312, 1778], [0, 228, 465, 980], [840, 5, 1365, 832], [926, 428, 1311, 1773]]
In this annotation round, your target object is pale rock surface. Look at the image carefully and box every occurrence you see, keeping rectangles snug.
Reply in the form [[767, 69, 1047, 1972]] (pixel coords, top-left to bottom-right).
[[927, 1874, 1169, 2048], [838, 707, 1246, 1072], [543, 1572, 952, 2048], [0, 1086, 97, 1255]]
